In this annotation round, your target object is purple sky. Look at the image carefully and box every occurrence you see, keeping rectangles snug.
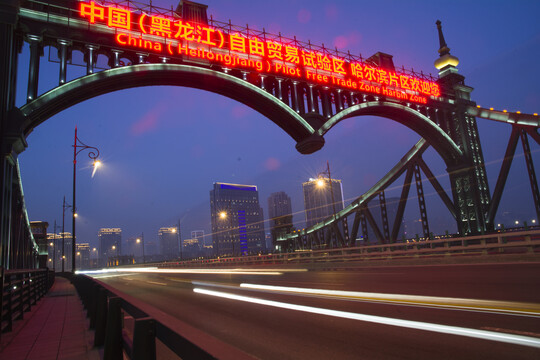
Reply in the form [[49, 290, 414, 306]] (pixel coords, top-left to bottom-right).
[[17, 0, 540, 250]]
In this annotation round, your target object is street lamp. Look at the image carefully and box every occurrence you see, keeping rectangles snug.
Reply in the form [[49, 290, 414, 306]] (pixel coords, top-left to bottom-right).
[[92, 247, 97, 268], [136, 233, 145, 263], [220, 210, 235, 257], [171, 225, 183, 260], [62, 196, 72, 273], [317, 160, 337, 219], [72, 126, 100, 273]]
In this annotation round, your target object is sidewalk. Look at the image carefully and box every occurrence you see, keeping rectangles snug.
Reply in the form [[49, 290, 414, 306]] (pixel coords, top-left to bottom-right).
[[0, 276, 100, 360]]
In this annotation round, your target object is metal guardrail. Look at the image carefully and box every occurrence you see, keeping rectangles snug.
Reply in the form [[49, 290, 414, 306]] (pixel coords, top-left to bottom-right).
[[1, 268, 54, 335], [160, 230, 540, 268], [71, 275, 255, 360]]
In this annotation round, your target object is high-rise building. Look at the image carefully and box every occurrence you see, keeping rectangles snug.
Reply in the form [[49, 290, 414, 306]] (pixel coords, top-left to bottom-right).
[[210, 182, 265, 256], [47, 233, 59, 271], [98, 228, 122, 267], [303, 177, 345, 228], [267, 191, 294, 250], [158, 226, 180, 260]]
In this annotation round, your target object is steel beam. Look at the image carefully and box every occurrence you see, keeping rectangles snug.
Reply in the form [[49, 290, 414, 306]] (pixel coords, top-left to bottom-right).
[[487, 126, 520, 226], [520, 130, 540, 221], [362, 204, 384, 244], [413, 163, 430, 238], [26, 35, 41, 102], [417, 157, 457, 220], [57, 39, 71, 85], [391, 166, 414, 241], [379, 191, 390, 241]]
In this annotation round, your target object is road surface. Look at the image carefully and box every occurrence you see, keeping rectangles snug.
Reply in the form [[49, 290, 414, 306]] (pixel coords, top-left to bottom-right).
[[89, 263, 540, 359]]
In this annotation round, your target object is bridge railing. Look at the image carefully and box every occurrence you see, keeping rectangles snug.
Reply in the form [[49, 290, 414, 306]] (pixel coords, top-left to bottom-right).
[[159, 230, 540, 268], [71, 274, 255, 360], [1, 268, 54, 335]]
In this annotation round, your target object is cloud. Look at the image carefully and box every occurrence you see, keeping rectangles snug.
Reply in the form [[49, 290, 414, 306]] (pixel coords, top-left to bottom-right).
[[325, 4, 339, 21], [130, 104, 167, 136], [297, 9, 311, 24], [231, 105, 250, 118], [333, 31, 362, 50], [264, 157, 281, 171]]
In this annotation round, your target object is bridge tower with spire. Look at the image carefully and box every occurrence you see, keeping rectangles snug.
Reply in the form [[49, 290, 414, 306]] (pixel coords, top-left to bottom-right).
[[434, 20, 491, 235]]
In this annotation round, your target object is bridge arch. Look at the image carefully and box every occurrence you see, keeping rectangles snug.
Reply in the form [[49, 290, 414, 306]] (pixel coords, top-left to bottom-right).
[[319, 101, 463, 167], [19, 63, 322, 154]]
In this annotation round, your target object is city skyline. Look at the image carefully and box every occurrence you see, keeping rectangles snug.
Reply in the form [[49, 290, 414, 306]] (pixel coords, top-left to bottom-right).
[[18, 0, 540, 251]]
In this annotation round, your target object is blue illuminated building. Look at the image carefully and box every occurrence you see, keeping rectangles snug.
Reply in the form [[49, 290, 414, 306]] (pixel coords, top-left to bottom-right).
[[210, 182, 266, 256]]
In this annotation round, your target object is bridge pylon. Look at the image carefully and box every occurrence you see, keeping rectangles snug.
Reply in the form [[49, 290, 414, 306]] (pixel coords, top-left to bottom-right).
[[435, 20, 491, 235]]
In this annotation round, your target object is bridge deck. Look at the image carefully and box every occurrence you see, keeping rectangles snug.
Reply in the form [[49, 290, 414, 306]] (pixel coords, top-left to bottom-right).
[[0, 277, 98, 360]]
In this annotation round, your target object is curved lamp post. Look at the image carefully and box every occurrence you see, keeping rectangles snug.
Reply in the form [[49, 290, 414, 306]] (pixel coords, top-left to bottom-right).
[[62, 196, 72, 273], [317, 160, 336, 219], [72, 126, 100, 273]]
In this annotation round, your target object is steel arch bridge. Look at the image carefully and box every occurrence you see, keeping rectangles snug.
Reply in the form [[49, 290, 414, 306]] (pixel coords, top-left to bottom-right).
[[0, 0, 539, 267]]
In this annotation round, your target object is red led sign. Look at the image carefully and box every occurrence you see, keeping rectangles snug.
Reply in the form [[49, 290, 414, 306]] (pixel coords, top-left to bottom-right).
[[79, 1, 440, 103]]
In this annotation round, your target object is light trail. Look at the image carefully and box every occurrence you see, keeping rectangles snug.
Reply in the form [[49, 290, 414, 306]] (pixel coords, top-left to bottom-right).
[[194, 288, 540, 349], [77, 267, 305, 276], [239, 283, 540, 316]]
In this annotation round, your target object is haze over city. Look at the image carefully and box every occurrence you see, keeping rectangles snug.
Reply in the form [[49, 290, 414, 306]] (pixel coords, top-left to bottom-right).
[[17, 0, 540, 251]]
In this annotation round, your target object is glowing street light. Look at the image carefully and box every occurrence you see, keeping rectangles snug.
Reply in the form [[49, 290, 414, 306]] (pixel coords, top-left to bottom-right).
[[219, 210, 235, 257], [136, 233, 145, 263], [61, 196, 72, 273], [316, 160, 337, 219], [72, 126, 100, 273]]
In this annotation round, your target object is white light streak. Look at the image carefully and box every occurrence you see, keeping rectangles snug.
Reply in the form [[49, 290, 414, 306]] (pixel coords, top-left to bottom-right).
[[239, 284, 540, 316], [194, 288, 540, 349], [76, 267, 301, 276]]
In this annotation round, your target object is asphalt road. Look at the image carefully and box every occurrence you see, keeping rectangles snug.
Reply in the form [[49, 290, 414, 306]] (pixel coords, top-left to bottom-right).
[[91, 263, 540, 359]]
